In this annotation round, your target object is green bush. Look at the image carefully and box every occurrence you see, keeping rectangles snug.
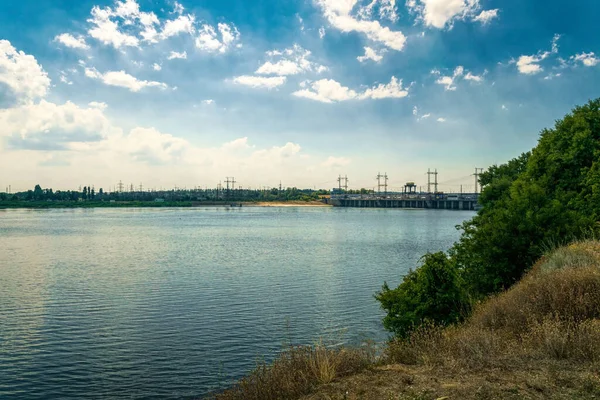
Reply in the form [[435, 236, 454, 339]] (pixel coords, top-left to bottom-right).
[[378, 98, 600, 337], [375, 252, 469, 338]]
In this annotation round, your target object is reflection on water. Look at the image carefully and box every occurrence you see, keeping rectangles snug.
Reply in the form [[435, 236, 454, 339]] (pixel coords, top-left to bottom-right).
[[0, 207, 473, 399]]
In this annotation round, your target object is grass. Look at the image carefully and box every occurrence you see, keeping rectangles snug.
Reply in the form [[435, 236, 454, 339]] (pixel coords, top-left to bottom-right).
[[210, 343, 376, 400], [211, 240, 600, 400]]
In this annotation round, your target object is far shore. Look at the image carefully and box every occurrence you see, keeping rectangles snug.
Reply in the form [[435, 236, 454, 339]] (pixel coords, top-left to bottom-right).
[[244, 201, 331, 207]]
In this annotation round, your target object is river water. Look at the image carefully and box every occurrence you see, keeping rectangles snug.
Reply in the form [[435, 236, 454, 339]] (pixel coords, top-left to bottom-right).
[[0, 207, 473, 399]]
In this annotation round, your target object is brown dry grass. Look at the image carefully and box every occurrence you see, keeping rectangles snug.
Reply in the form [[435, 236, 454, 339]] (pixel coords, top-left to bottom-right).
[[210, 240, 600, 400], [211, 343, 376, 400]]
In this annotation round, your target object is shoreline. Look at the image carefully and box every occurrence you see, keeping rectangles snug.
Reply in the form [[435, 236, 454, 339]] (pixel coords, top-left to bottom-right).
[[243, 201, 331, 207], [0, 200, 331, 209]]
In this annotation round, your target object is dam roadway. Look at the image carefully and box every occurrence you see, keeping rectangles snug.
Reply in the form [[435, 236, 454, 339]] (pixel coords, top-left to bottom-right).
[[328, 194, 479, 211]]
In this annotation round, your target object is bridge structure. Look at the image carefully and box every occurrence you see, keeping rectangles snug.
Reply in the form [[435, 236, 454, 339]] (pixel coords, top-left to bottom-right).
[[327, 193, 480, 211]]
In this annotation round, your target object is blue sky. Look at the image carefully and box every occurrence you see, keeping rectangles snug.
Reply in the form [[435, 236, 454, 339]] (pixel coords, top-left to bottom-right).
[[1, 0, 599, 192]]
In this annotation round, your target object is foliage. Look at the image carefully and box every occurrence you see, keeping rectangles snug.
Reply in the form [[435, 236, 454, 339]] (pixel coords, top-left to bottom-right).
[[378, 99, 600, 336], [453, 99, 600, 295], [375, 252, 469, 338]]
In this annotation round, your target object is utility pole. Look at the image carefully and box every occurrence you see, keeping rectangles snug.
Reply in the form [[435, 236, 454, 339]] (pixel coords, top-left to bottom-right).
[[473, 168, 484, 194]]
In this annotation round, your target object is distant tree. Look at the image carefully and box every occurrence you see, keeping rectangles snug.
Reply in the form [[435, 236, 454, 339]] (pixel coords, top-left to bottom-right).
[[33, 184, 43, 200], [91, 188, 95, 199], [98, 188, 103, 196]]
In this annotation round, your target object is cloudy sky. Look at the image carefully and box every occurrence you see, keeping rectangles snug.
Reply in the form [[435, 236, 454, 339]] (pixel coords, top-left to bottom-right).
[[1, 0, 599, 192]]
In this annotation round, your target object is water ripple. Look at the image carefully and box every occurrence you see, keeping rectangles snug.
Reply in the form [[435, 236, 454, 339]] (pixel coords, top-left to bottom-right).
[[0, 207, 471, 399]]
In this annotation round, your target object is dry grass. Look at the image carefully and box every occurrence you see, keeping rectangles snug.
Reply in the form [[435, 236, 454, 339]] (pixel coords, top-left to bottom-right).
[[385, 241, 600, 370], [211, 343, 376, 400]]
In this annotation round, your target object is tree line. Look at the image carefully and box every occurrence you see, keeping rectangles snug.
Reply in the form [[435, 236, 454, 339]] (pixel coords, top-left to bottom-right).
[[377, 98, 600, 337]]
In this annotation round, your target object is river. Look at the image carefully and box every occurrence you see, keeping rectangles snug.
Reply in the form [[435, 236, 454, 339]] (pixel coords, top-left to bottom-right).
[[0, 207, 473, 399]]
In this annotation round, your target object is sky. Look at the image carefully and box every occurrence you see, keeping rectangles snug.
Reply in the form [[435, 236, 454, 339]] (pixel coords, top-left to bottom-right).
[[1, 0, 599, 193]]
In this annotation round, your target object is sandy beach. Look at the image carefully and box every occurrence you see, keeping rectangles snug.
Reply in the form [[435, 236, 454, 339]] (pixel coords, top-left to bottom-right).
[[244, 201, 331, 207]]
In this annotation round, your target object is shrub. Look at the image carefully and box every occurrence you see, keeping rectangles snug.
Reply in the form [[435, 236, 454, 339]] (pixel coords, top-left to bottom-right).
[[375, 252, 469, 338]]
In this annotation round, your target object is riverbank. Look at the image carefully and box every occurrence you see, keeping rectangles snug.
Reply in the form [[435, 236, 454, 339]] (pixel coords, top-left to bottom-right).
[[0, 200, 330, 209], [212, 241, 600, 400], [244, 201, 330, 207]]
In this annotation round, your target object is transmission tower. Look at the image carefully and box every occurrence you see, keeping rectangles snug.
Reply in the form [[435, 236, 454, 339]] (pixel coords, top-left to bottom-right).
[[473, 168, 484, 194], [427, 168, 438, 194], [117, 180, 124, 193], [343, 175, 348, 191], [376, 172, 388, 195], [139, 183, 143, 192]]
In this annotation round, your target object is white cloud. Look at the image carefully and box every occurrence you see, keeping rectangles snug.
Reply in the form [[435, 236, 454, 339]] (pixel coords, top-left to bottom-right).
[[319, 26, 326, 39], [59, 74, 73, 85], [85, 67, 168, 92], [82, 0, 237, 52], [172, 1, 184, 14], [167, 50, 187, 60], [292, 76, 408, 103], [0, 40, 51, 105], [358, 0, 399, 22], [514, 34, 560, 75], [551, 33, 561, 54], [407, 0, 499, 29], [361, 76, 408, 99], [232, 75, 287, 89], [0, 100, 117, 150], [195, 23, 241, 53], [357, 46, 385, 62], [87, 5, 140, 48], [464, 71, 483, 82], [473, 9, 499, 25], [515, 54, 547, 74], [544, 72, 561, 80], [572, 52, 600, 67], [317, 0, 406, 51], [117, 127, 188, 164], [501, 104, 507, 110], [434, 66, 464, 90], [153, 63, 162, 71], [293, 79, 358, 103], [55, 33, 90, 49], [89, 101, 108, 110], [202, 99, 214, 105], [256, 45, 326, 76], [437, 117, 446, 122], [413, 106, 432, 121], [161, 14, 195, 39]]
